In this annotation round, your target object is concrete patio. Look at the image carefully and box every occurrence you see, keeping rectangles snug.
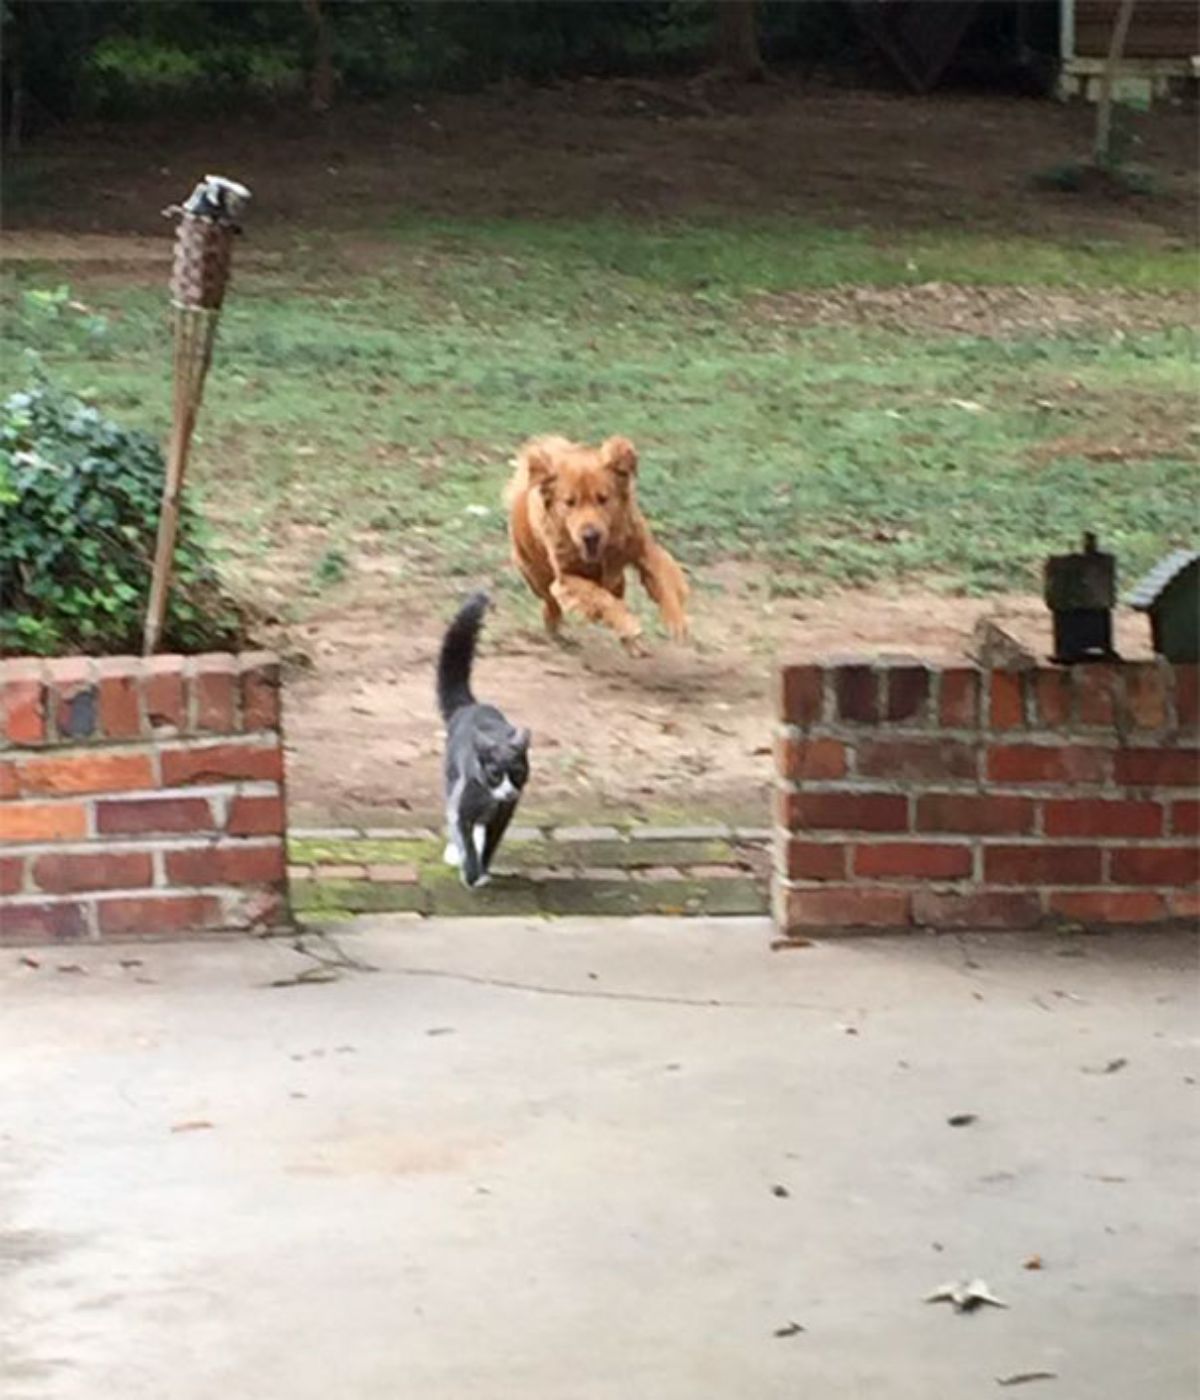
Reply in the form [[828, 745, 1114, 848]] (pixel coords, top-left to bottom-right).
[[2, 917, 1197, 1399]]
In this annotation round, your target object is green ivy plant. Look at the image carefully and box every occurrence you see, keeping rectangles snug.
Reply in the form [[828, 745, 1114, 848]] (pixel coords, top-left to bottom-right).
[[0, 374, 242, 656]]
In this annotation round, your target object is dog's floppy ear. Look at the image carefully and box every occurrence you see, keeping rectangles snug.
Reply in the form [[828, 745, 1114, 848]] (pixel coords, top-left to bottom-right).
[[520, 441, 557, 498], [601, 436, 638, 478]]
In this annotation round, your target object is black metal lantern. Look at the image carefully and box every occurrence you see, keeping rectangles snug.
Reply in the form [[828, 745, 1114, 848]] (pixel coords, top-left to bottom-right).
[[1043, 532, 1118, 665]]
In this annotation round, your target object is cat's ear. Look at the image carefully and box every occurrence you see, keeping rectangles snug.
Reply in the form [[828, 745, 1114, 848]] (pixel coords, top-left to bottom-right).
[[513, 726, 531, 752]]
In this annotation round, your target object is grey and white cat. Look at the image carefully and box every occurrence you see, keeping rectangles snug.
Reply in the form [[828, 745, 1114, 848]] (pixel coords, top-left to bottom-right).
[[437, 592, 530, 888]]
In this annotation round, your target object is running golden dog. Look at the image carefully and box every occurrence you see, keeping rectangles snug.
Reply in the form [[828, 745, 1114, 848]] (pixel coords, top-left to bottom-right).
[[504, 434, 689, 650]]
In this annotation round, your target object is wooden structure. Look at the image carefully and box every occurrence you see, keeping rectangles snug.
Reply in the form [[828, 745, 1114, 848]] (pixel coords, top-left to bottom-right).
[[1059, 0, 1198, 101]]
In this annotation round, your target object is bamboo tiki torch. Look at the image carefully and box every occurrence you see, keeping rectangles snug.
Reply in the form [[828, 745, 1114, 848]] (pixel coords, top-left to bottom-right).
[[143, 175, 251, 655]]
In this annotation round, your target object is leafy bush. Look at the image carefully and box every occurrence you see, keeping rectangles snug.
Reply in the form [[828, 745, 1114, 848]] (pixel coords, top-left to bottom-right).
[[0, 374, 242, 656]]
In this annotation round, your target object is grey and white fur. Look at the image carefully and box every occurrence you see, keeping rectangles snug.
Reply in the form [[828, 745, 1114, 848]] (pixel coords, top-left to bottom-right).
[[437, 592, 530, 888]]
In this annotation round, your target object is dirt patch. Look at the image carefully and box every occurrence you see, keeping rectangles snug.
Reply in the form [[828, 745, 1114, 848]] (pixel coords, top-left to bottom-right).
[[750, 282, 1197, 338], [280, 578, 1154, 829], [7, 82, 1197, 242]]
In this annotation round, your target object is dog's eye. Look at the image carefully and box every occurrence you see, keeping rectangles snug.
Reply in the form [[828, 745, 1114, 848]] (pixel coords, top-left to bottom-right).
[[564, 497, 577, 508], [596, 494, 608, 506]]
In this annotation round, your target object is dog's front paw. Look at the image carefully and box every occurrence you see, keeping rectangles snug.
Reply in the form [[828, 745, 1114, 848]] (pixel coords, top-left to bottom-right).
[[621, 630, 648, 658]]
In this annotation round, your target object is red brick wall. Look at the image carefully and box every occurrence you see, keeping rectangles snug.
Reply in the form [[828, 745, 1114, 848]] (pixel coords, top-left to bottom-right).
[[1, 653, 289, 944], [774, 659, 1199, 935]]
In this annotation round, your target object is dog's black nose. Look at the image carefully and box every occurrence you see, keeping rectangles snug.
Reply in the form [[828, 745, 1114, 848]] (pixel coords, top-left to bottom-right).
[[581, 527, 601, 555]]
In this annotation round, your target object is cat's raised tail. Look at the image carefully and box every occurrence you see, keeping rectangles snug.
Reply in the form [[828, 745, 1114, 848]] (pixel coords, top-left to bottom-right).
[[437, 591, 489, 721]]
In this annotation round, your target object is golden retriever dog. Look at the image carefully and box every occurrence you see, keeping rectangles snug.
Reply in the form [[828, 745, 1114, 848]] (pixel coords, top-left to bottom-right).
[[504, 434, 689, 650]]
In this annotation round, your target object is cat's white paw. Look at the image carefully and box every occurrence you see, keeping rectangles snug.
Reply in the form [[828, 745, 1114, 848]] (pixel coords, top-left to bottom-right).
[[443, 842, 462, 867]]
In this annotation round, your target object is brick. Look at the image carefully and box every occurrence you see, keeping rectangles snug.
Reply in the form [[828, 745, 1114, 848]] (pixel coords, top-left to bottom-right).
[[885, 666, 929, 723], [916, 792, 1034, 835], [835, 666, 878, 723], [778, 664, 824, 726], [854, 842, 971, 880], [857, 739, 976, 782], [984, 845, 1103, 885], [96, 658, 142, 739], [911, 889, 1041, 930], [1170, 890, 1200, 922], [98, 894, 224, 936], [1174, 666, 1198, 732], [780, 839, 847, 881], [47, 657, 97, 741], [1076, 664, 1120, 727], [165, 843, 286, 887], [161, 742, 283, 786], [939, 668, 980, 729], [32, 851, 153, 894], [97, 796, 214, 836], [1170, 801, 1199, 837], [0, 761, 17, 799], [1114, 748, 1199, 788], [776, 736, 846, 782], [1043, 798, 1163, 839], [988, 671, 1024, 730], [1122, 665, 1168, 731], [192, 654, 237, 732], [775, 790, 908, 833], [775, 886, 910, 931], [0, 900, 88, 943], [987, 745, 1109, 785], [145, 657, 185, 731], [365, 863, 418, 883], [0, 802, 88, 842], [315, 863, 368, 880], [1109, 847, 1199, 887], [1034, 669, 1072, 727], [1048, 890, 1170, 924], [226, 794, 285, 837], [240, 654, 281, 731], [2, 678, 45, 744], [18, 752, 154, 796], [0, 856, 23, 896]]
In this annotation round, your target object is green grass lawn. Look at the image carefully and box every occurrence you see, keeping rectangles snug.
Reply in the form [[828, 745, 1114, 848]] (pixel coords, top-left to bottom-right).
[[3, 217, 1196, 610]]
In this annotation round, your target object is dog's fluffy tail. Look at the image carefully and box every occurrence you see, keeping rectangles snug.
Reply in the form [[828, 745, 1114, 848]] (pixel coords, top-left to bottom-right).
[[437, 591, 489, 721]]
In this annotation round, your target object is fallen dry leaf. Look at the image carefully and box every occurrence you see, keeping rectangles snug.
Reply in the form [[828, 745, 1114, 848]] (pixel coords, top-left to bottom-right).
[[996, 1372, 1057, 1387], [1023, 1255, 1043, 1271], [18, 955, 40, 969], [773, 1321, 805, 1338], [925, 1278, 1008, 1312], [170, 1119, 214, 1134], [1083, 1056, 1127, 1075]]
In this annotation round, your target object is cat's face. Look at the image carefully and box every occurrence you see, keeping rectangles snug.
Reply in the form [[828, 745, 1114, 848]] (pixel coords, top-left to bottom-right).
[[478, 727, 530, 801]]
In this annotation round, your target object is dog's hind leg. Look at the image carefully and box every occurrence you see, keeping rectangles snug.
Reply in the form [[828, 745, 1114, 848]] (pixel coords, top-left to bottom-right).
[[636, 541, 690, 641]]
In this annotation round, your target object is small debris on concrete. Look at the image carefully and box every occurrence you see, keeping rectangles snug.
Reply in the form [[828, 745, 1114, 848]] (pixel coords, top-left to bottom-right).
[[771, 1184, 790, 1199], [773, 1321, 805, 1338], [1083, 1057, 1127, 1075], [268, 967, 340, 988], [425, 1027, 456, 1037], [770, 936, 814, 951], [1022, 1254, 1043, 1271], [996, 1371, 1057, 1387], [170, 1119, 214, 1134], [925, 1278, 1008, 1312], [56, 963, 87, 975], [947, 1113, 978, 1127], [836, 1023, 859, 1036], [18, 955, 40, 969]]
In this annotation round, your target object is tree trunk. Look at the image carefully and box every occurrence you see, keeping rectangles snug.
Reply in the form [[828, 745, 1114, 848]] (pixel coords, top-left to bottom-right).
[[1094, 0, 1136, 165], [302, 0, 334, 114], [714, 0, 765, 81]]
